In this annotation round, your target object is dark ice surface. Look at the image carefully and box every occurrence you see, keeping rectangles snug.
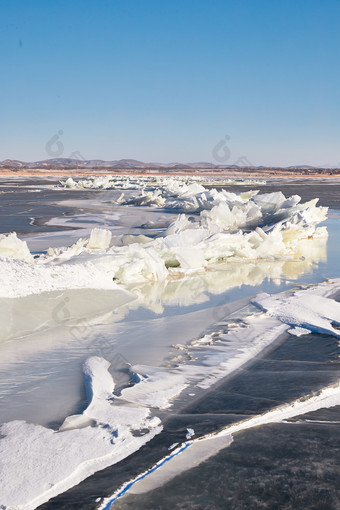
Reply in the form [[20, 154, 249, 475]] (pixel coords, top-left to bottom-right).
[[0, 180, 95, 234], [111, 332, 340, 510], [114, 420, 340, 510], [39, 332, 340, 510]]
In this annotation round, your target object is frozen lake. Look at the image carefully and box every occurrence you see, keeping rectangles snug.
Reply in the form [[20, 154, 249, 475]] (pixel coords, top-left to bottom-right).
[[0, 175, 339, 510]]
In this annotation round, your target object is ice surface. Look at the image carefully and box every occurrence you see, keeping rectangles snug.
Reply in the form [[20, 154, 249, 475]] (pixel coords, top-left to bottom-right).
[[1, 310, 285, 508], [97, 279, 340, 506], [2, 278, 340, 509], [103, 380, 340, 504], [0, 178, 336, 509]]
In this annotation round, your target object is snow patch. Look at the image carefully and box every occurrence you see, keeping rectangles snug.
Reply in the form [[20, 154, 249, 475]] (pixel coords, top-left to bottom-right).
[[252, 283, 340, 338], [0, 357, 162, 510]]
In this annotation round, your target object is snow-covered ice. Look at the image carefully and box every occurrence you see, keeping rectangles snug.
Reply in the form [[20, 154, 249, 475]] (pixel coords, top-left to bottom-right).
[[252, 279, 340, 337], [0, 356, 162, 510]]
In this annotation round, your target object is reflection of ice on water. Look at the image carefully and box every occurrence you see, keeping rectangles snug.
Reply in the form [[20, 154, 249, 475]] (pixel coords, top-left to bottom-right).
[[0, 234, 328, 429], [129, 235, 327, 314], [0, 233, 327, 343]]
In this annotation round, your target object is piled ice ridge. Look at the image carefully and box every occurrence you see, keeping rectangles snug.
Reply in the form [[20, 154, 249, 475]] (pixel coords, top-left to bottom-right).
[[60, 175, 144, 190], [119, 181, 324, 222], [59, 175, 266, 190], [0, 188, 328, 297], [0, 356, 162, 510], [60, 175, 207, 191], [119, 181, 258, 211]]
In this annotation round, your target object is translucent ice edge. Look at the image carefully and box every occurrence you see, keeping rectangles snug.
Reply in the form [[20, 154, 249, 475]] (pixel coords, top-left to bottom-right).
[[0, 188, 328, 298]]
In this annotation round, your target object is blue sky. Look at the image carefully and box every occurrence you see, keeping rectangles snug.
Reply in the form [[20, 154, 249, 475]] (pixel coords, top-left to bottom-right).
[[1, 0, 340, 166]]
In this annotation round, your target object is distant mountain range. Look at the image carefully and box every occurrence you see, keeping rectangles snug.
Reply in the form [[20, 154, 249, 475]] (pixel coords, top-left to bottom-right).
[[0, 158, 225, 169], [0, 158, 339, 171]]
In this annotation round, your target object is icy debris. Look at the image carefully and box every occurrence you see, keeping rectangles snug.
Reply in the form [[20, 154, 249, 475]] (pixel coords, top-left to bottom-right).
[[186, 428, 195, 439], [86, 228, 112, 250], [0, 232, 33, 262], [121, 234, 152, 246], [62, 176, 78, 188], [168, 442, 179, 450], [288, 326, 312, 336]]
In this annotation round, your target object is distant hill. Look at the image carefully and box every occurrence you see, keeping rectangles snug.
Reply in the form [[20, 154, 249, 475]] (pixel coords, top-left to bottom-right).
[[0, 158, 237, 170], [0, 158, 339, 173]]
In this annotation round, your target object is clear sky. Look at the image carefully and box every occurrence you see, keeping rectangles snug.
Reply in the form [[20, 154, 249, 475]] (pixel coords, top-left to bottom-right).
[[1, 0, 340, 166]]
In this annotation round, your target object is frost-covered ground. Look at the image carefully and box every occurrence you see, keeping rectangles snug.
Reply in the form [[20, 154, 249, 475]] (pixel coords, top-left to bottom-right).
[[0, 175, 340, 509]]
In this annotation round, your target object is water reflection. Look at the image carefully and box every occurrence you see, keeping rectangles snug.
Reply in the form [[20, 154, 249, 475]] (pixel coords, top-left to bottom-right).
[[0, 237, 327, 343]]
